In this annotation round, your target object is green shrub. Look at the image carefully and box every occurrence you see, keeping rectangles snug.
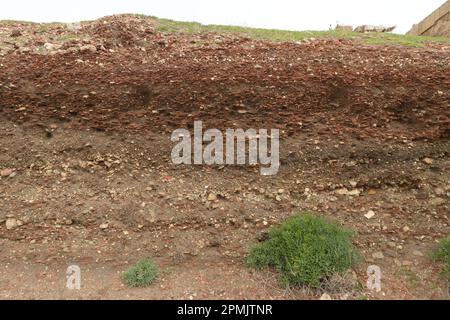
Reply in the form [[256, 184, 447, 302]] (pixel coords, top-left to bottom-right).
[[433, 236, 450, 280], [247, 213, 359, 288], [123, 259, 159, 287]]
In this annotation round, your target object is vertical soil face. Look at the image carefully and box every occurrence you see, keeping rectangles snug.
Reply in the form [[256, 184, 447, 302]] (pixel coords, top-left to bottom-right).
[[0, 15, 449, 299]]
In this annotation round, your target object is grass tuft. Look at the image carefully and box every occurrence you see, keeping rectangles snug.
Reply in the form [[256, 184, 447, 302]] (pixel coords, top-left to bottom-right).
[[123, 258, 159, 288], [433, 236, 450, 280], [247, 213, 359, 288]]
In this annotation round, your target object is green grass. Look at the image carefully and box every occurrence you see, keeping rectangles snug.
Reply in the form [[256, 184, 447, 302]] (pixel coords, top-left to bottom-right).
[[432, 236, 450, 280], [140, 15, 450, 47], [123, 259, 159, 288], [2, 14, 449, 47], [399, 267, 421, 288], [247, 213, 359, 288]]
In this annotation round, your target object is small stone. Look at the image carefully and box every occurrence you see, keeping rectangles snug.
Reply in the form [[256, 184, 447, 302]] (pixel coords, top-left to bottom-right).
[[428, 197, 445, 206], [364, 210, 375, 219], [5, 218, 22, 230], [212, 203, 219, 209], [387, 241, 396, 248], [335, 188, 349, 195], [340, 293, 349, 300], [99, 223, 109, 230], [402, 226, 410, 232], [345, 161, 357, 167], [44, 43, 57, 50], [207, 193, 217, 201], [422, 157, 433, 165], [319, 293, 332, 300], [349, 180, 358, 188], [19, 47, 31, 53], [412, 250, 423, 257], [372, 251, 384, 259], [10, 29, 22, 37], [80, 44, 97, 53], [1, 168, 13, 177], [347, 189, 360, 196]]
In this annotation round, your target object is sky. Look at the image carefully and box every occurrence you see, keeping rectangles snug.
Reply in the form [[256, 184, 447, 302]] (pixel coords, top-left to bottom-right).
[[1, 0, 447, 34]]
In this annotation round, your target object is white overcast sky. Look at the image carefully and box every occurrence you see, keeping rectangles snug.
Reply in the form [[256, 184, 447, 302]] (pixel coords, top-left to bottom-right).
[[0, 0, 446, 34]]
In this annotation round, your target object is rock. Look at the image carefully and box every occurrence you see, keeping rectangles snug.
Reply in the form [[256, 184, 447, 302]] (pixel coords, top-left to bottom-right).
[[80, 45, 97, 53], [19, 47, 31, 54], [319, 293, 332, 300], [44, 43, 58, 51], [364, 210, 375, 219], [349, 180, 358, 188], [402, 226, 410, 232], [207, 193, 217, 201], [335, 188, 349, 195], [387, 241, 396, 248], [340, 293, 350, 300], [99, 223, 109, 229], [1, 168, 13, 177], [428, 197, 445, 206], [422, 157, 433, 165], [412, 250, 423, 257], [372, 251, 384, 259], [347, 189, 360, 196], [335, 188, 360, 196], [345, 161, 357, 167], [5, 218, 22, 230], [10, 30, 22, 37]]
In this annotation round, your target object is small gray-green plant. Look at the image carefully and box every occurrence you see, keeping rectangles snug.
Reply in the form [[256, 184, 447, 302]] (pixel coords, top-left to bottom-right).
[[247, 213, 359, 288], [123, 259, 159, 287], [433, 236, 450, 280]]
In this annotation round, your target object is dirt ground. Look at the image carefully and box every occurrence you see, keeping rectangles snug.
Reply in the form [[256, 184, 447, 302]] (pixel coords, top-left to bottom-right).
[[0, 15, 449, 300]]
